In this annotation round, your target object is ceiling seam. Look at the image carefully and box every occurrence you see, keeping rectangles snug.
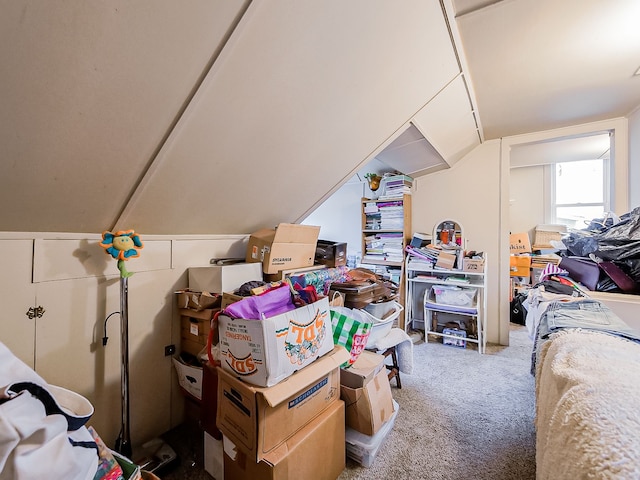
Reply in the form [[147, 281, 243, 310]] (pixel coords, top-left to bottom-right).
[[110, 0, 254, 231], [439, 0, 485, 143]]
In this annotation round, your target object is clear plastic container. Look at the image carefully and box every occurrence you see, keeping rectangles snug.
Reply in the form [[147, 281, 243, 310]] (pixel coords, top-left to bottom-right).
[[345, 400, 399, 467], [431, 285, 476, 307]]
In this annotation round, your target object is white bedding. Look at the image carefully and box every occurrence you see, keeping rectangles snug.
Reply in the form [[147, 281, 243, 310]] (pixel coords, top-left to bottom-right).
[[536, 329, 640, 479]]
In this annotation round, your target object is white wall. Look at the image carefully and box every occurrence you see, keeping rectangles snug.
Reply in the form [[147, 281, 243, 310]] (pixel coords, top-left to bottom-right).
[[629, 107, 640, 210], [509, 165, 545, 234], [302, 181, 365, 259], [0, 232, 247, 449]]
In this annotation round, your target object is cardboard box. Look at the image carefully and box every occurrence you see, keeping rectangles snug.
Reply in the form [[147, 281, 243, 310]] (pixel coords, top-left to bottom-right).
[[180, 308, 216, 357], [221, 291, 244, 309], [246, 223, 321, 274], [345, 399, 398, 468], [175, 289, 221, 311], [340, 367, 395, 436], [216, 346, 348, 461], [188, 263, 263, 294], [462, 257, 485, 273], [204, 432, 224, 480], [218, 297, 335, 387], [340, 350, 385, 389], [435, 251, 456, 270], [223, 400, 345, 480], [510, 232, 532, 253], [510, 255, 532, 277], [315, 240, 347, 267], [172, 356, 203, 400]]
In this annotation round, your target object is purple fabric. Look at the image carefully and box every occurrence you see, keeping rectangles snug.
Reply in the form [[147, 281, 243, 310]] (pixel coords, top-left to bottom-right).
[[223, 284, 295, 320]]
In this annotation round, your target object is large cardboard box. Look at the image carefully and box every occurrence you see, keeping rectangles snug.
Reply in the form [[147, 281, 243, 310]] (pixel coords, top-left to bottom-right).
[[218, 297, 335, 387], [188, 263, 263, 294], [246, 223, 321, 274], [340, 367, 395, 436], [216, 346, 348, 462], [223, 400, 345, 480]]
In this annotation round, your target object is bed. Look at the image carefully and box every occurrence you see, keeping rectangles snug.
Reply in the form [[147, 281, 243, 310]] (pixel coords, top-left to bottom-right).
[[526, 283, 640, 479]]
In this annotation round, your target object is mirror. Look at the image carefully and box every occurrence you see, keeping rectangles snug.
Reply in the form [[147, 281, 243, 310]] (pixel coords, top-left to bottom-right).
[[433, 220, 463, 247], [433, 220, 464, 270]]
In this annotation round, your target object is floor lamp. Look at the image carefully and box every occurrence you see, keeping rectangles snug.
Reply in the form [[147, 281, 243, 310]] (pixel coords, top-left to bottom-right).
[[99, 230, 143, 458]]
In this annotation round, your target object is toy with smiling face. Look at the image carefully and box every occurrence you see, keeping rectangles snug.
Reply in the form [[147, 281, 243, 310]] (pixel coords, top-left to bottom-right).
[[99, 229, 143, 278]]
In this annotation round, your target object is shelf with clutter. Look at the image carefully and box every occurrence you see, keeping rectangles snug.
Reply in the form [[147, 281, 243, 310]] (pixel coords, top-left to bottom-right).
[[404, 220, 487, 353]]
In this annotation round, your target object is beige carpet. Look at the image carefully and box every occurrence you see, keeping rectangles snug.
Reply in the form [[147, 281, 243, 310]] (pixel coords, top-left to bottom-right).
[[338, 324, 536, 479]]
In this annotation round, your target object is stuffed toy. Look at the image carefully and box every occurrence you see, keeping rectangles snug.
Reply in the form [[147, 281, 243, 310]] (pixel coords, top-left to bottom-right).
[[99, 229, 143, 278]]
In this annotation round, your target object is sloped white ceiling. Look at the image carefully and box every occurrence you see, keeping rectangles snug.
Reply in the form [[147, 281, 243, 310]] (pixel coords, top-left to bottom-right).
[[115, 0, 460, 234], [0, 0, 249, 233], [1, 0, 466, 235]]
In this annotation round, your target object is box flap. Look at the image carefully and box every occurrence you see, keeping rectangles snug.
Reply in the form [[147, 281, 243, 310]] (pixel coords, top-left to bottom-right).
[[260, 346, 349, 407], [272, 223, 320, 244], [340, 351, 385, 389], [250, 228, 277, 242]]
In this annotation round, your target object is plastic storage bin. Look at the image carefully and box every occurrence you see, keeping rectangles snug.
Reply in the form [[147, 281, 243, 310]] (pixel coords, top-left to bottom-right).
[[431, 285, 476, 307], [359, 302, 404, 347], [345, 400, 399, 467]]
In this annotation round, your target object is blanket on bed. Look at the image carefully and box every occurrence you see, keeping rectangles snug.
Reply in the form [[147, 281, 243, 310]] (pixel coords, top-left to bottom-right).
[[536, 329, 640, 479]]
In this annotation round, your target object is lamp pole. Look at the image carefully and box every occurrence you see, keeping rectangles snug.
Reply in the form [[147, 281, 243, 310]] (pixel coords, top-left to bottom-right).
[[115, 275, 132, 458]]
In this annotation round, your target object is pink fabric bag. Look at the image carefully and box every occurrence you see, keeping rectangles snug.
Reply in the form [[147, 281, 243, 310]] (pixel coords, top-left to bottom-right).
[[223, 283, 295, 319]]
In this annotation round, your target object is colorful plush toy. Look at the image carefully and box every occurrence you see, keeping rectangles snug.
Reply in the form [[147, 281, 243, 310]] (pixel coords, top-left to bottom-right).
[[99, 229, 143, 278]]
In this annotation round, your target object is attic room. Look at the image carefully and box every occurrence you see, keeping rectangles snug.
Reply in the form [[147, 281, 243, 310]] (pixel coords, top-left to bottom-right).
[[2, 0, 640, 479]]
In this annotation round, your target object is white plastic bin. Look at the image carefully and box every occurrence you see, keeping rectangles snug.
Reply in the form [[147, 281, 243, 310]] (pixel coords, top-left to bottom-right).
[[431, 285, 476, 307], [345, 400, 399, 467], [359, 302, 404, 347]]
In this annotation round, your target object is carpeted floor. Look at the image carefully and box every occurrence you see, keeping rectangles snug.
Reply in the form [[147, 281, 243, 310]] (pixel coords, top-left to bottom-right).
[[156, 324, 536, 479]]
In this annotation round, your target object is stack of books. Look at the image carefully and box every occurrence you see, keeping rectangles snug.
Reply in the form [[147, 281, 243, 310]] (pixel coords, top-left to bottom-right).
[[379, 175, 413, 199], [378, 200, 404, 229], [364, 232, 404, 263]]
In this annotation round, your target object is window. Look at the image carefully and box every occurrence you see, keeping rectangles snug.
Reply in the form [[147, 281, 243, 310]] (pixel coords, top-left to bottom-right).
[[549, 158, 610, 228]]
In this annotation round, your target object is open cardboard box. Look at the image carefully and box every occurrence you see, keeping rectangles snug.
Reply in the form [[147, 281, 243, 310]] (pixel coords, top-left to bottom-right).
[[217, 297, 335, 387], [246, 223, 320, 274], [340, 350, 385, 389], [340, 367, 395, 436]]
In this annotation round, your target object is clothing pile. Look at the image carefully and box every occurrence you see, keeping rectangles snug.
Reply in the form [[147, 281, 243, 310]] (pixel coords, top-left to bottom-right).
[[558, 206, 640, 294]]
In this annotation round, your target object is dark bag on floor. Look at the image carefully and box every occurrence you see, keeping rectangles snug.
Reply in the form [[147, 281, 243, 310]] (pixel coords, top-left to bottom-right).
[[510, 293, 527, 325]]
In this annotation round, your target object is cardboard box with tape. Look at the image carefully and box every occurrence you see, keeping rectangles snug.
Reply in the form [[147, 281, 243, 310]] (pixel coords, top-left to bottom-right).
[[216, 346, 348, 462]]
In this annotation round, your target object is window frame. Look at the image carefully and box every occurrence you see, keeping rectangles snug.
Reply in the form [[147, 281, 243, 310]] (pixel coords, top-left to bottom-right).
[[546, 158, 611, 226]]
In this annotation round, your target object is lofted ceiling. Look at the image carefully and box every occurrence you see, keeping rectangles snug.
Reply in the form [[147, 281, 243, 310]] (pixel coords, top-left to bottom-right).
[[1, 0, 638, 235], [452, 0, 640, 139]]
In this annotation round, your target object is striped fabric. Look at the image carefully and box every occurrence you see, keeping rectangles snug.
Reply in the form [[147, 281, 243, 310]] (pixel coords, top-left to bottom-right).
[[539, 263, 568, 282]]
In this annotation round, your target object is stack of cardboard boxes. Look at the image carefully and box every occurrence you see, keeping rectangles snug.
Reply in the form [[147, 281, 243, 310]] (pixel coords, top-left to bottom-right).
[[187, 223, 398, 478], [340, 350, 397, 467], [204, 223, 349, 479]]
